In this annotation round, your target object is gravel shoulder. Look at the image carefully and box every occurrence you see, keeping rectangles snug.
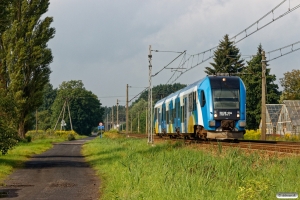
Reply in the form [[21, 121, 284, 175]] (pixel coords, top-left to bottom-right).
[[0, 137, 100, 200]]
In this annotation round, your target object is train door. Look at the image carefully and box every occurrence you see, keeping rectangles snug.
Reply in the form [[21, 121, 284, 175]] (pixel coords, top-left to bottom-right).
[[169, 101, 172, 133], [162, 103, 166, 132], [175, 97, 181, 133], [157, 108, 161, 133], [183, 97, 187, 133]]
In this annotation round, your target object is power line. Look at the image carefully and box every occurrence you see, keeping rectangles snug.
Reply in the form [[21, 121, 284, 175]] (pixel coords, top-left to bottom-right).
[[151, 50, 186, 77], [267, 40, 300, 62], [129, 87, 148, 102], [170, 0, 300, 83]]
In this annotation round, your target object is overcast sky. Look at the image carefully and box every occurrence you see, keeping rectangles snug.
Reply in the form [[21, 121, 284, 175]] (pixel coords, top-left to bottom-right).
[[47, 0, 300, 107]]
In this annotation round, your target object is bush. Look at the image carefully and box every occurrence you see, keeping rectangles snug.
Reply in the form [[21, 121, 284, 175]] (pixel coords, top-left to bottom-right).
[[25, 130, 79, 141], [103, 129, 125, 139], [244, 130, 261, 140], [25, 135, 32, 143], [67, 134, 75, 141]]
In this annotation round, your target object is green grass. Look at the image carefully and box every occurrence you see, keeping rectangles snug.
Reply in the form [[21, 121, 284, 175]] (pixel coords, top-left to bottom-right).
[[82, 138, 300, 200]]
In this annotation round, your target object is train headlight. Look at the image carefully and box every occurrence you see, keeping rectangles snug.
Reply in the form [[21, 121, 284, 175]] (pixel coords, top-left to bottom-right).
[[214, 113, 217, 117], [239, 120, 246, 127], [237, 111, 240, 118], [209, 120, 216, 127]]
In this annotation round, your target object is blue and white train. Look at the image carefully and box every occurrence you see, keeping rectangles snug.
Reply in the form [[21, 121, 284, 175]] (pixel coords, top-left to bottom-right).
[[153, 75, 246, 139]]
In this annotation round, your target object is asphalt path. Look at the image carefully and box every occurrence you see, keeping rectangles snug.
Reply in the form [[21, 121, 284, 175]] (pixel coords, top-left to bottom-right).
[[0, 137, 100, 200]]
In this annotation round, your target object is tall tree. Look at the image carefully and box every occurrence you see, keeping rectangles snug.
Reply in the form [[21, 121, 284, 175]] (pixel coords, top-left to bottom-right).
[[279, 69, 300, 101], [51, 80, 104, 135], [205, 34, 244, 75], [129, 99, 147, 133], [138, 83, 186, 104], [240, 44, 280, 130], [0, 0, 19, 154], [1, 0, 55, 138], [32, 83, 57, 130]]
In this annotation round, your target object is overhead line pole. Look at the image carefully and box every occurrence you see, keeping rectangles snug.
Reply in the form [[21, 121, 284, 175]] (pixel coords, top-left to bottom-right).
[[126, 84, 129, 135], [148, 45, 153, 144], [117, 99, 119, 130], [112, 107, 114, 129], [261, 51, 266, 140]]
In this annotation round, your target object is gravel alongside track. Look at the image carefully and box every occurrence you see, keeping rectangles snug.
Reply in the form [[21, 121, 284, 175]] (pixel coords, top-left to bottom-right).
[[0, 137, 100, 200]]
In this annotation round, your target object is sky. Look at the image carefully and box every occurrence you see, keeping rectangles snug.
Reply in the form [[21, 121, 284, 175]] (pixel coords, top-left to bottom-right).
[[46, 0, 300, 107]]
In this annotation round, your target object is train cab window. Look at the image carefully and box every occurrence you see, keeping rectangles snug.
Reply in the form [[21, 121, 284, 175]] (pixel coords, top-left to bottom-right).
[[200, 90, 206, 107], [213, 89, 239, 109]]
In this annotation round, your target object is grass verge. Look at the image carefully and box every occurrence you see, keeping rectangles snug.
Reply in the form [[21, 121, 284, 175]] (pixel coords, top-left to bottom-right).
[[82, 138, 300, 200]]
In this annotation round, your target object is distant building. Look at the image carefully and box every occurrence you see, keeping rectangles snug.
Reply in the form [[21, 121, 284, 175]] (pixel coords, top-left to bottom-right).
[[259, 100, 300, 135]]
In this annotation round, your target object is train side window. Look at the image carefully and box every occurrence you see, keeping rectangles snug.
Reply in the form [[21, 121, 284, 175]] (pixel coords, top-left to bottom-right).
[[200, 90, 206, 107], [158, 108, 161, 123], [189, 93, 193, 112]]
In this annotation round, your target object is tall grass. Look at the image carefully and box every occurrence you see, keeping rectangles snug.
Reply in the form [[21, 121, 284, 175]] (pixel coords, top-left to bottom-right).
[[82, 138, 300, 200]]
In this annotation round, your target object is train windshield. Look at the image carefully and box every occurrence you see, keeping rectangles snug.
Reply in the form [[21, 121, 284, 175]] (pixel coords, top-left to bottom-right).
[[212, 89, 239, 109]]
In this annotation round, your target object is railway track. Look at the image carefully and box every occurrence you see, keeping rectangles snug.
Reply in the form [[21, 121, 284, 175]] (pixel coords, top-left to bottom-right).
[[125, 133, 300, 154]]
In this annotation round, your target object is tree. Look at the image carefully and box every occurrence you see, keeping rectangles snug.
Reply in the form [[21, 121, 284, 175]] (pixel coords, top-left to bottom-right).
[[205, 34, 244, 75], [138, 83, 186, 104], [0, 0, 19, 154], [240, 44, 280, 130], [129, 99, 147, 133], [279, 69, 300, 101], [51, 80, 104, 135], [0, 91, 18, 155], [31, 83, 57, 131], [0, 0, 55, 138]]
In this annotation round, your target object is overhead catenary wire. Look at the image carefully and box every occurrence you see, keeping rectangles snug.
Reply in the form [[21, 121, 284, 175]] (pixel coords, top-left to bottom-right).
[[169, 0, 300, 83], [266, 40, 300, 62], [152, 50, 186, 77]]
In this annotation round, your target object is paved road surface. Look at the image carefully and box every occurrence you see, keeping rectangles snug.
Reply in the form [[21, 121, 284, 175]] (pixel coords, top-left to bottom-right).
[[0, 137, 100, 200]]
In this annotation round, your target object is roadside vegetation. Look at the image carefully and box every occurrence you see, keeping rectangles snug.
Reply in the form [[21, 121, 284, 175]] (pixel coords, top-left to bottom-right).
[[0, 130, 85, 185], [82, 135, 300, 200], [244, 129, 300, 141]]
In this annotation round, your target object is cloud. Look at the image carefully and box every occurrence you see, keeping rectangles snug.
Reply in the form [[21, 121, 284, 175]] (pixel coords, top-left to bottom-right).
[[47, 0, 300, 106]]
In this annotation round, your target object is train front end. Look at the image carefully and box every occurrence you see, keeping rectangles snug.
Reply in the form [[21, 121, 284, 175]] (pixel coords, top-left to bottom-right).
[[204, 76, 246, 139]]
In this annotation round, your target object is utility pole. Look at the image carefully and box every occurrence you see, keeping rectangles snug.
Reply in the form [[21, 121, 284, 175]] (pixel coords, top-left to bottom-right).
[[145, 107, 147, 134], [138, 112, 139, 133], [67, 99, 73, 131], [131, 113, 132, 133], [106, 113, 108, 131], [36, 109, 38, 133], [112, 107, 114, 129], [148, 45, 153, 143], [126, 84, 129, 134], [261, 51, 266, 140], [117, 99, 119, 130]]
